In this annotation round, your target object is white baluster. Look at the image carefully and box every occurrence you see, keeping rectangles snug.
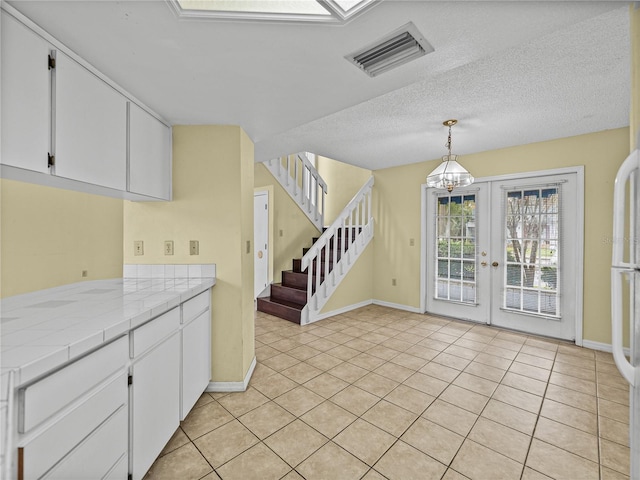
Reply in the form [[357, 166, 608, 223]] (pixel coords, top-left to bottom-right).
[[306, 255, 313, 308], [315, 252, 321, 310], [293, 155, 298, 197]]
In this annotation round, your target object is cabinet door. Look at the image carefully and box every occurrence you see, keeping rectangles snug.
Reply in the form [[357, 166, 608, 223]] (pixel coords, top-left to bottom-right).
[[1, 12, 51, 172], [181, 310, 211, 419], [129, 102, 171, 200], [131, 333, 180, 480], [54, 51, 127, 190]]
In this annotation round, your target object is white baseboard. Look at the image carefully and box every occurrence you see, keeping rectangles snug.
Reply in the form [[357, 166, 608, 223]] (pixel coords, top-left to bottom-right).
[[310, 299, 373, 323], [372, 299, 422, 314], [206, 356, 257, 393], [582, 340, 630, 357]]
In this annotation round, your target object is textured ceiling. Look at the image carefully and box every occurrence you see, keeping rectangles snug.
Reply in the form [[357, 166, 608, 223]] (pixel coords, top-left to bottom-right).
[[8, 0, 631, 170]]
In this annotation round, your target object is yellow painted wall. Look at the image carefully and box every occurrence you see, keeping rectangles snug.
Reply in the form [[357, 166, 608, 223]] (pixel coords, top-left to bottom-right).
[[254, 163, 319, 284], [316, 156, 372, 224], [373, 128, 629, 344], [0, 179, 123, 298], [124, 125, 255, 383]]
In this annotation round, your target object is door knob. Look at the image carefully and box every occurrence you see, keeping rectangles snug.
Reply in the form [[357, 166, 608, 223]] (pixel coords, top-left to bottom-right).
[[492, 261, 499, 267], [257, 251, 263, 259]]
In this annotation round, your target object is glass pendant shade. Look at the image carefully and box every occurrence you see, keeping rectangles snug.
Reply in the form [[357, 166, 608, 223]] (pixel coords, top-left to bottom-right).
[[426, 154, 474, 192]]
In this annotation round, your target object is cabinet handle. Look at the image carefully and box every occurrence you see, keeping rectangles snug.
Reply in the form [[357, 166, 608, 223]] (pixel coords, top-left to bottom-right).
[[47, 153, 55, 168]]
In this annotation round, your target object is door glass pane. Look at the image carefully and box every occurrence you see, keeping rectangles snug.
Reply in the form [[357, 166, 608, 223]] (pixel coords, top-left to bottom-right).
[[503, 187, 559, 316], [435, 193, 476, 303]]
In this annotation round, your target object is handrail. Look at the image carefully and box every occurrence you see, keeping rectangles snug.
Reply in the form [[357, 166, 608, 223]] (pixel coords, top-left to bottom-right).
[[301, 176, 374, 324], [610, 148, 639, 387], [264, 152, 327, 231]]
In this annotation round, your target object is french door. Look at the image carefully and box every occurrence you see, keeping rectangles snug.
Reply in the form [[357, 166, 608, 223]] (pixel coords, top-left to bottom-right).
[[425, 171, 581, 341]]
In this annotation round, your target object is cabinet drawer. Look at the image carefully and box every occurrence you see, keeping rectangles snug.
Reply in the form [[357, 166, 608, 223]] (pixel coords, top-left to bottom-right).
[[103, 452, 128, 480], [19, 373, 127, 480], [182, 291, 210, 324], [42, 405, 128, 480], [132, 307, 180, 357], [19, 336, 128, 433]]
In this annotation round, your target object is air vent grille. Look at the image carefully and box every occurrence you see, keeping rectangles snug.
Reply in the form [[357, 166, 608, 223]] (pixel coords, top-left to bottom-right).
[[346, 22, 433, 77]]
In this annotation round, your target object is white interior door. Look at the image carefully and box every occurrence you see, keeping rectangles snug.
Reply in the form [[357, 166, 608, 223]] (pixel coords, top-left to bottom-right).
[[425, 171, 581, 341], [254, 191, 269, 298]]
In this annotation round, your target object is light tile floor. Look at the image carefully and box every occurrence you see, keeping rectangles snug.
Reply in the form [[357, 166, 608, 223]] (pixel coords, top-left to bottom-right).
[[144, 305, 632, 480]]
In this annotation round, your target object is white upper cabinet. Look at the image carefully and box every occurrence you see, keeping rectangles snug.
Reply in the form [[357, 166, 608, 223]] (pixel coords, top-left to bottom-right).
[[54, 51, 127, 191], [0, 5, 171, 201], [1, 12, 51, 173], [129, 103, 172, 200]]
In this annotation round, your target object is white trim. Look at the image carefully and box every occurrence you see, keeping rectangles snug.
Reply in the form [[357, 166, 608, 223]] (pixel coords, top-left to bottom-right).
[[582, 340, 630, 357], [420, 165, 585, 343], [574, 166, 585, 346], [372, 300, 422, 314], [309, 299, 373, 323], [206, 356, 256, 393], [420, 186, 428, 313], [457, 166, 585, 185]]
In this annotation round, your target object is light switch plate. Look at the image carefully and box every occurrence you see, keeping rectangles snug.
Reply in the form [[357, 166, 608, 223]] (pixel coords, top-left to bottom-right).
[[134, 240, 144, 256], [190, 240, 199, 255]]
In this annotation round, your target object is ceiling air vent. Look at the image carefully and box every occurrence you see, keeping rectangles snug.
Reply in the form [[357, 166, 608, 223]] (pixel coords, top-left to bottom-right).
[[345, 22, 434, 77]]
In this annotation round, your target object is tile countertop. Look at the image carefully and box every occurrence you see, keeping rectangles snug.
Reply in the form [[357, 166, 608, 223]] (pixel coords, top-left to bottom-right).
[[0, 273, 216, 398]]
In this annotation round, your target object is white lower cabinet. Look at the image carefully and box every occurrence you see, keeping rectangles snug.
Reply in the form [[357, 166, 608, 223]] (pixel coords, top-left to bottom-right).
[[17, 337, 129, 480], [181, 310, 211, 420], [130, 308, 181, 480], [12, 290, 212, 480], [43, 406, 128, 480]]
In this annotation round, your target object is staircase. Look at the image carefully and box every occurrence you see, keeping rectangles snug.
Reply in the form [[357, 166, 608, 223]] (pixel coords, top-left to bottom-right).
[[257, 177, 374, 325], [263, 152, 327, 231]]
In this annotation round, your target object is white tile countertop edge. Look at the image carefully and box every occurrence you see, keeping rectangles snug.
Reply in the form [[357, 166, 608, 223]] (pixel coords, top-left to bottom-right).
[[1, 264, 216, 398]]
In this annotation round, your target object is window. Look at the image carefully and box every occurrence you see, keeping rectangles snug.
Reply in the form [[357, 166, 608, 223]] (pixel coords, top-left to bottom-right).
[[171, 0, 378, 23]]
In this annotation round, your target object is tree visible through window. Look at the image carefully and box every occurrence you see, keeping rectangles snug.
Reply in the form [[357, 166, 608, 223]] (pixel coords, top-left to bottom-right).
[[504, 188, 559, 316]]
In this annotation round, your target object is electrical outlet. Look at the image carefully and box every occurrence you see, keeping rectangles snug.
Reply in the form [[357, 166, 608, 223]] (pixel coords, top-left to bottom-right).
[[409, 238, 415, 246], [190, 240, 199, 256], [279, 229, 284, 237], [134, 240, 144, 256], [164, 241, 174, 256], [392, 278, 397, 286], [81, 270, 88, 278]]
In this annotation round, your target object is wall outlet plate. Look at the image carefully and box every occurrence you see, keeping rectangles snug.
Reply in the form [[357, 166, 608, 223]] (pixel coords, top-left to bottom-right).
[[164, 240, 174, 255], [190, 240, 199, 255], [134, 240, 144, 256]]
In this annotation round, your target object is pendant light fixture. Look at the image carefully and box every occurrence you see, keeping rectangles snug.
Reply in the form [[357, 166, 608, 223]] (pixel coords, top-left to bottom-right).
[[426, 119, 474, 192]]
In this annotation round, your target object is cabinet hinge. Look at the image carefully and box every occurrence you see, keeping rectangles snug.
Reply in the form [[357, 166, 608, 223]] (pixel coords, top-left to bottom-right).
[[47, 153, 55, 168], [128, 374, 133, 386], [48, 54, 56, 70]]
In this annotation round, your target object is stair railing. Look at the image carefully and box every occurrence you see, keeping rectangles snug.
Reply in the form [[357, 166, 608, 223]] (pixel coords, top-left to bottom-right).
[[264, 152, 327, 231], [300, 176, 374, 324]]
